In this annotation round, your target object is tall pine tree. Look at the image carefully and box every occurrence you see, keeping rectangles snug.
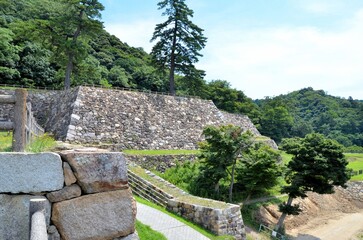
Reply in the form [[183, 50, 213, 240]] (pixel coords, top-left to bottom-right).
[[150, 0, 207, 95]]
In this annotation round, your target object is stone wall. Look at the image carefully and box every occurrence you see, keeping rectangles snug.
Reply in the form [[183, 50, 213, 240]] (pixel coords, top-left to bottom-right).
[[126, 154, 197, 172], [128, 165, 246, 240], [0, 86, 270, 150], [67, 87, 262, 149], [340, 181, 363, 202], [0, 151, 137, 240]]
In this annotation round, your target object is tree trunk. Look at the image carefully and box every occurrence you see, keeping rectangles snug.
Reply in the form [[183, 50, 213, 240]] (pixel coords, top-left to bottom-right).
[[169, 20, 178, 96], [64, 9, 84, 90], [275, 195, 293, 232], [229, 160, 237, 202], [64, 53, 74, 90]]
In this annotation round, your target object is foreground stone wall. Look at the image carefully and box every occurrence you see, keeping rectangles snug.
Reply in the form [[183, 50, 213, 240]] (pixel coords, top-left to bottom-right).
[[0, 151, 137, 240]]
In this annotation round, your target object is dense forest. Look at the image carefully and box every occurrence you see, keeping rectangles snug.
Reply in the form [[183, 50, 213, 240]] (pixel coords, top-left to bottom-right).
[[1, 0, 362, 149]]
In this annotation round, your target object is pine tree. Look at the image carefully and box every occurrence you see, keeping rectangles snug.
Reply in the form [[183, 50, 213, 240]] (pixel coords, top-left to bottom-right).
[[150, 0, 207, 95]]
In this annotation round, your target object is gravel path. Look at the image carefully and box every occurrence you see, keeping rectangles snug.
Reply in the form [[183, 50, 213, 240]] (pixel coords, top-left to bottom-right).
[[136, 202, 210, 240], [293, 211, 363, 240]]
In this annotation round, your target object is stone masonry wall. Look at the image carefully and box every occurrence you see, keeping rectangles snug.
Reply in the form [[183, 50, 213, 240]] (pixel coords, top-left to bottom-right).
[[0, 86, 267, 150], [340, 181, 363, 202], [127, 165, 246, 240], [66, 87, 261, 149], [0, 150, 137, 240]]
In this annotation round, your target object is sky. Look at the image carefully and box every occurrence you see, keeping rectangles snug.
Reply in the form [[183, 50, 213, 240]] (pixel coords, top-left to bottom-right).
[[98, 0, 363, 100]]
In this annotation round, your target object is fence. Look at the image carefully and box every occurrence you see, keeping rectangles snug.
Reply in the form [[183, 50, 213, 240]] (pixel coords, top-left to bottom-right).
[[0, 89, 44, 152], [259, 224, 287, 240], [29, 198, 48, 240]]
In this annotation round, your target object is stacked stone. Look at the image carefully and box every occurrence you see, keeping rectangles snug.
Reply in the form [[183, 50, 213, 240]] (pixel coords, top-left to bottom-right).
[[128, 165, 246, 240], [125, 154, 197, 172], [338, 181, 363, 202], [167, 199, 246, 240], [0, 151, 137, 240]]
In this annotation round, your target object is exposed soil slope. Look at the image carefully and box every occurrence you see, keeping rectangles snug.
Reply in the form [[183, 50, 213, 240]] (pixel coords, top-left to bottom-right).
[[255, 187, 363, 239]]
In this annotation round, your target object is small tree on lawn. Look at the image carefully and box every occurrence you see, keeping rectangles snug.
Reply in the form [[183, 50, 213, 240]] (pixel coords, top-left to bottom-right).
[[236, 144, 283, 205], [198, 125, 253, 202], [275, 133, 350, 232]]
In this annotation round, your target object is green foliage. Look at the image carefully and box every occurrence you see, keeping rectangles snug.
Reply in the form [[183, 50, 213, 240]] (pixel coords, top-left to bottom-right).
[[150, 0, 207, 95], [135, 220, 167, 240], [258, 87, 363, 147], [26, 133, 56, 153], [160, 161, 200, 192], [197, 125, 254, 201], [0, 27, 20, 82], [236, 145, 283, 200]]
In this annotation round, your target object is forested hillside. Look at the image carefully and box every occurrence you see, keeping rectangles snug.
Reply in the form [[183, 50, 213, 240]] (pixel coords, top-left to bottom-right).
[[1, 0, 362, 149], [257, 88, 363, 148]]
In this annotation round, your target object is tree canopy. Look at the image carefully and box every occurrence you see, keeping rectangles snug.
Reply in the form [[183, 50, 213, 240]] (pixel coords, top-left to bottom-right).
[[275, 133, 350, 232]]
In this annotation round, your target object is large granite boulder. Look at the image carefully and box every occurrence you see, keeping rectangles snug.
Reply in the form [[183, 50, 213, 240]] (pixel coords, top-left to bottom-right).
[[60, 150, 128, 193], [0, 195, 51, 240], [52, 189, 136, 240], [0, 153, 64, 193]]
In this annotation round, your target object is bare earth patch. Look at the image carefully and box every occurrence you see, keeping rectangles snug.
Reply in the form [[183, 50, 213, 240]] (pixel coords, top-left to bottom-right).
[[255, 187, 363, 240]]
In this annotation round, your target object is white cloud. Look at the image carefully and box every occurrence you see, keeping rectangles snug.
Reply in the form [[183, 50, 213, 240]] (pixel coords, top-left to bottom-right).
[[104, 8, 363, 99], [104, 20, 157, 52], [197, 9, 363, 99]]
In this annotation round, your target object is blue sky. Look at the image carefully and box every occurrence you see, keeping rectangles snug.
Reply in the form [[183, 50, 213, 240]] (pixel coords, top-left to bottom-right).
[[98, 0, 363, 99]]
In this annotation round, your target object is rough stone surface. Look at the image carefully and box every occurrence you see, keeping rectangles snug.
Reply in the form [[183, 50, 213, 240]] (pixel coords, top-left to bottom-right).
[[46, 184, 82, 203], [48, 225, 61, 240], [126, 154, 197, 172], [60, 151, 128, 193], [63, 162, 77, 186], [0, 153, 64, 193], [52, 189, 136, 240], [0, 195, 51, 240], [114, 232, 139, 240]]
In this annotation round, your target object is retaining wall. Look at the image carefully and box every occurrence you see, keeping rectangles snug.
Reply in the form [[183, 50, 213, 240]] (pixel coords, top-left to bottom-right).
[[1, 87, 266, 150], [127, 164, 246, 240]]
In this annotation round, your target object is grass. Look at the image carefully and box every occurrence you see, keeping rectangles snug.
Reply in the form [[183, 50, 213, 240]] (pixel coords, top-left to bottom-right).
[[135, 219, 167, 240], [346, 153, 363, 181], [134, 195, 235, 240], [0, 131, 12, 152], [123, 149, 199, 155], [130, 165, 229, 208], [26, 133, 56, 152], [0, 132, 56, 153]]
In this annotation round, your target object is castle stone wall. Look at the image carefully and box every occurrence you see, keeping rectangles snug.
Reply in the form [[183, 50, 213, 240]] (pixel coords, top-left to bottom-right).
[[66, 87, 261, 149]]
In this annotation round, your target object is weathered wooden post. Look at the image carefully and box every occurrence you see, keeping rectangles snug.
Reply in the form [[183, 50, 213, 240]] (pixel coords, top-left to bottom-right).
[[29, 198, 48, 240], [13, 89, 27, 152]]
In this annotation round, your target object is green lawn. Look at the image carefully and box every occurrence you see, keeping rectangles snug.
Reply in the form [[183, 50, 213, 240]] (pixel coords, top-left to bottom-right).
[[135, 219, 167, 240], [123, 149, 199, 155], [346, 153, 363, 181]]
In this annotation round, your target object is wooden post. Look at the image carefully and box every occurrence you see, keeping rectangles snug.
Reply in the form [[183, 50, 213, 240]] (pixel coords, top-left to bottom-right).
[[12, 89, 27, 152]]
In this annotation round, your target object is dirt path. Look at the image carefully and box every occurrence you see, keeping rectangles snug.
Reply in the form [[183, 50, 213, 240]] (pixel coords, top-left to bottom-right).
[[292, 210, 363, 240]]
